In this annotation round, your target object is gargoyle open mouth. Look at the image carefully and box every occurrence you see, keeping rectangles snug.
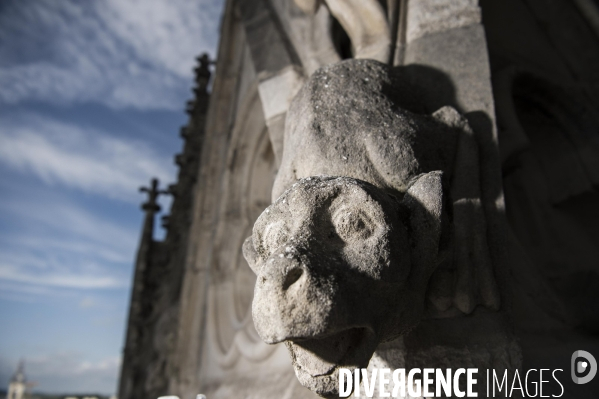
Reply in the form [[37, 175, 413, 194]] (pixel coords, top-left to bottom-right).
[[285, 328, 378, 397]]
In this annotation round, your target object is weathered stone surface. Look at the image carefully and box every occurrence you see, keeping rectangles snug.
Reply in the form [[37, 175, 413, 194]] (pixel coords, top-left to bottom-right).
[[272, 59, 460, 199], [244, 59, 500, 397], [244, 174, 445, 397]]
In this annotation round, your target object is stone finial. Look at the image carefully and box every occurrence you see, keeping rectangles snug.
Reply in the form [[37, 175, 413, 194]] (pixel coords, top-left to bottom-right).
[[194, 53, 215, 92], [140, 178, 169, 214]]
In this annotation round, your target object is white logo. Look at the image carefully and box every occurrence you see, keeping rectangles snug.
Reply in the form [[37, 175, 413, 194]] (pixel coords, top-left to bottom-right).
[[571, 350, 597, 384]]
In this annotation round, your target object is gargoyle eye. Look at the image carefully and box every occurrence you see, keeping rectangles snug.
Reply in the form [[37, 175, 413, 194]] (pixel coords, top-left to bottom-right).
[[260, 220, 289, 255], [332, 208, 374, 241]]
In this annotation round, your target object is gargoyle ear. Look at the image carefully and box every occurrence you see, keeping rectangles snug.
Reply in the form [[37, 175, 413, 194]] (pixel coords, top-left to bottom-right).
[[402, 171, 448, 280], [242, 236, 261, 275]]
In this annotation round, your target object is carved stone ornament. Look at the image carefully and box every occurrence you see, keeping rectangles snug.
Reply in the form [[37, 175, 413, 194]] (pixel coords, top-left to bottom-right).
[[243, 59, 499, 397]]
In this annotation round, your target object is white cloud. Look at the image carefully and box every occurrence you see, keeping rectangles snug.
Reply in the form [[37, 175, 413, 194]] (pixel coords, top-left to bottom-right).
[[0, 263, 127, 289], [0, 191, 138, 290], [79, 296, 97, 308], [0, 280, 76, 301], [9, 236, 132, 264], [99, 0, 222, 78], [0, 114, 174, 202], [1, 200, 138, 257], [0, 0, 223, 110]]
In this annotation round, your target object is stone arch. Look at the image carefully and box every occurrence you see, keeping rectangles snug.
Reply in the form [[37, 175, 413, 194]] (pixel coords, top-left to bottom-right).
[[205, 83, 282, 369]]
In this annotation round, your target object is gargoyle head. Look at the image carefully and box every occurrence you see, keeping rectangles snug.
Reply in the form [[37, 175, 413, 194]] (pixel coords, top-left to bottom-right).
[[243, 173, 447, 397]]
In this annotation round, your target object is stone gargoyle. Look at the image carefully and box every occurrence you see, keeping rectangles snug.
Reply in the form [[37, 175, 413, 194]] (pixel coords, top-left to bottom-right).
[[243, 59, 500, 397]]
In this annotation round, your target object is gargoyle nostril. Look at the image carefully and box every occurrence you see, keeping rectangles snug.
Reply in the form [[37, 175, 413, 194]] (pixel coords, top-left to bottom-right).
[[282, 268, 303, 290]]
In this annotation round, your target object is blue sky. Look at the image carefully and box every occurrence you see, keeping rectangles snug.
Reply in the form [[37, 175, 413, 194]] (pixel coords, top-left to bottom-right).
[[0, 0, 224, 394]]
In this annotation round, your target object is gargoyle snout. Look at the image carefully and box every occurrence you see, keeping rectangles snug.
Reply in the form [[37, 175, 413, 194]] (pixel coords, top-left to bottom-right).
[[258, 250, 306, 293], [252, 248, 331, 344]]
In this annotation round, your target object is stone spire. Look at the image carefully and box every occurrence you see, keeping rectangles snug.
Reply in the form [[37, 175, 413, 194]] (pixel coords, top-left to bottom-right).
[[119, 178, 169, 399], [11, 360, 25, 383], [118, 52, 214, 399], [7, 360, 27, 399]]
